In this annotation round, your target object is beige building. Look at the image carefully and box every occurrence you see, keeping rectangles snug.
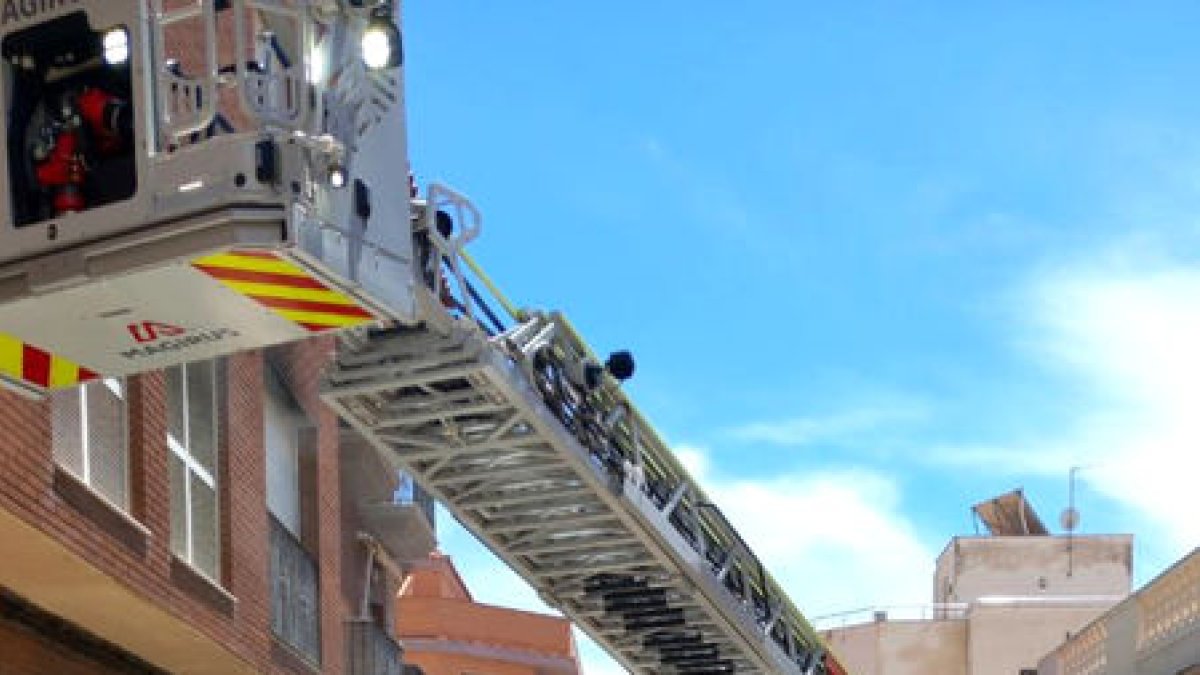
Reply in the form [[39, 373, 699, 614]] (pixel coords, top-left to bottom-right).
[[823, 491, 1131, 675], [1038, 547, 1200, 675]]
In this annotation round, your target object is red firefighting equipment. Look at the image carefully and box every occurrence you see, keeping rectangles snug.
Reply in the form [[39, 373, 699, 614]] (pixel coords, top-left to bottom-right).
[[77, 87, 128, 155], [31, 87, 131, 216]]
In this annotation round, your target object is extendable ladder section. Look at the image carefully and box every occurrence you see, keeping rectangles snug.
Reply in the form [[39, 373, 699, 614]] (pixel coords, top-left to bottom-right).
[[323, 315, 839, 674]]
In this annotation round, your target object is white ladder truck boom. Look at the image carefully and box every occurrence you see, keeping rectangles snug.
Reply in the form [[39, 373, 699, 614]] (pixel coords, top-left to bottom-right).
[[323, 188, 849, 675], [0, 2, 850, 673]]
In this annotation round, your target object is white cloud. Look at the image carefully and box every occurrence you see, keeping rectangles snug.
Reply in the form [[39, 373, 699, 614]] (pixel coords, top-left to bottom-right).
[[729, 403, 927, 448], [673, 443, 711, 478], [1006, 256, 1200, 558], [688, 447, 933, 617], [438, 449, 933, 674]]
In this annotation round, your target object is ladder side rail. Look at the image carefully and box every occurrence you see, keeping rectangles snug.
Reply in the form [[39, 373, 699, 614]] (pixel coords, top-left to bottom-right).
[[635, 389, 830, 666], [634, 420, 822, 669], [408, 186, 520, 336], [614, 480, 775, 670], [541, 314, 835, 667], [620, 482, 809, 674], [466, 356, 787, 674], [623, 360, 824, 647], [423, 183, 484, 321], [513, 317, 830, 670], [412, 186, 519, 338]]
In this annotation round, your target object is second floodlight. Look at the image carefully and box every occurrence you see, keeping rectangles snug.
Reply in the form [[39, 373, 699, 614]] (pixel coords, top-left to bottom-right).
[[361, 11, 401, 70]]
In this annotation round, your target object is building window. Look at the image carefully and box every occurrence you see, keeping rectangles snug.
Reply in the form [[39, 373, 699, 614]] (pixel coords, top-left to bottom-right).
[[264, 360, 321, 545], [166, 361, 220, 580], [265, 366, 305, 537], [264, 359, 320, 663], [51, 378, 129, 508]]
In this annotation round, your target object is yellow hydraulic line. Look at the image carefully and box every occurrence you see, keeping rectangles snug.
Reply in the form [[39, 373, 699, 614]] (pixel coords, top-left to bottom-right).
[[460, 250, 523, 322]]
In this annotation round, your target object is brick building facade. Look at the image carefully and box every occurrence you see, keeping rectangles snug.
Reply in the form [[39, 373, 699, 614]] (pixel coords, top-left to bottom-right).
[[0, 337, 433, 674], [0, 1, 436, 671]]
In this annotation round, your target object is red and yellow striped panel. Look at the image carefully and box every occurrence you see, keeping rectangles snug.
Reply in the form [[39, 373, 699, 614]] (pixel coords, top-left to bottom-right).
[[192, 250, 377, 333], [0, 333, 99, 390]]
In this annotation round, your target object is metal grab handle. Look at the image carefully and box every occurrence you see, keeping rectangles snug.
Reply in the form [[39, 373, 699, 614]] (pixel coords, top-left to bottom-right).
[[234, 0, 311, 128], [426, 182, 483, 250], [151, 0, 220, 139], [424, 182, 483, 320]]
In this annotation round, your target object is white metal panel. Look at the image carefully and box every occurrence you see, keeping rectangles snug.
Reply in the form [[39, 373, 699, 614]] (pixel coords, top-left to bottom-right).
[[0, 261, 307, 376], [302, 1, 416, 324]]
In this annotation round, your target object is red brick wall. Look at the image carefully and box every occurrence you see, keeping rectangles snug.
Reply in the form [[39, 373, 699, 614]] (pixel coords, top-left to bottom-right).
[[0, 337, 353, 674], [0, 6, 378, 672], [224, 351, 274, 670]]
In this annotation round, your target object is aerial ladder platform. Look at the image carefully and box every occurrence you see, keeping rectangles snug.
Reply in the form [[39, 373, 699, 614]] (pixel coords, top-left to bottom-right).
[[323, 189, 846, 675], [0, 1, 848, 673], [0, 0, 412, 395]]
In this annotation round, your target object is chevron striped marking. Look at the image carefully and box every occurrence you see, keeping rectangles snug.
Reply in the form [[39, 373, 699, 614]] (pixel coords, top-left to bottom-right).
[[192, 250, 377, 332], [0, 334, 99, 390]]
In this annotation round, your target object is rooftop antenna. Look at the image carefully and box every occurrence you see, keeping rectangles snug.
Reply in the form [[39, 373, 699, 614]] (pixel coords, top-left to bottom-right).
[[1060, 466, 1085, 577]]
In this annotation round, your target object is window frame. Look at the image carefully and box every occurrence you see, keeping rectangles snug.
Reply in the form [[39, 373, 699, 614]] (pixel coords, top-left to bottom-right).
[[51, 377, 130, 510], [166, 360, 221, 581], [264, 363, 307, 540]]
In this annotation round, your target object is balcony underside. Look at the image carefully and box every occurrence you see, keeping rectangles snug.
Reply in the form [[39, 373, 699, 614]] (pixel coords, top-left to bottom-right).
[[0, 505, 256, 674]]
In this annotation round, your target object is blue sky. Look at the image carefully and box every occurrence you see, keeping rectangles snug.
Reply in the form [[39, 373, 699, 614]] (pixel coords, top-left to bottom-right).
[[402, 3, 1200, 672]]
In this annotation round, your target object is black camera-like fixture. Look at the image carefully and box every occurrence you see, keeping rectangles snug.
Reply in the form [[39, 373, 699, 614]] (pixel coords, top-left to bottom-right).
[[605, 350, 635, 382], [583, 350, 635, 389]]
